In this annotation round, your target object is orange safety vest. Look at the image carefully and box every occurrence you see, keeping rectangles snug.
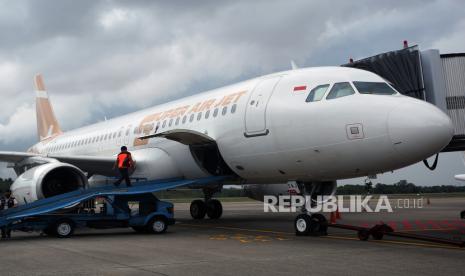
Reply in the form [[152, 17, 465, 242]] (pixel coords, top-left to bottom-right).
[[117, 152, 132, 169]]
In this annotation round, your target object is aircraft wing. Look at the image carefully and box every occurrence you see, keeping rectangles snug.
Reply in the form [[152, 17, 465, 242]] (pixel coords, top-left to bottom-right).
[[49, 154, 116, 176], [0, 151, 41, 163], [0, 151, 116, 176]]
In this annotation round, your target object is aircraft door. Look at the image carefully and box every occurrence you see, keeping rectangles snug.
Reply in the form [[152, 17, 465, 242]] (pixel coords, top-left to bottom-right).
[[244, 76, 281, 137]]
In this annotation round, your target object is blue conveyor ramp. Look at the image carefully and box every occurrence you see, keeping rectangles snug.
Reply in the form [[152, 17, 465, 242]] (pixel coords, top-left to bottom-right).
[[0, 175, 229, 227]]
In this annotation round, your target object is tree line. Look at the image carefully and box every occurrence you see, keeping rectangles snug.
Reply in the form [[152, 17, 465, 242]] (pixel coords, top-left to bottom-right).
[[337, 180, 465, 195]]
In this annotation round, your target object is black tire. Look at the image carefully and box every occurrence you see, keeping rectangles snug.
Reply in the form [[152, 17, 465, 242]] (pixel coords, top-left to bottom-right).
[[42, 227, 55, 236], [190, 200, 207, 219], [309, 214, 328, 236], [132, 226, 147, 233], [53, 219, 75, 238], [146, 217, 167, 234], [206, 199, 223, 219], [358, 229, 370, 241], [295, 214, 312, 236]]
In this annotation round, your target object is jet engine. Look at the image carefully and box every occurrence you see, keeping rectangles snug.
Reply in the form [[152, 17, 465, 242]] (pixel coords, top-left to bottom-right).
[[11, 162, 88, 205]]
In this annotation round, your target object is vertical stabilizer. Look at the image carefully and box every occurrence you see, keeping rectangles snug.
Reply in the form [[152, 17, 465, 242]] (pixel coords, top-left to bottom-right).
[[34, 74, 63, 141]]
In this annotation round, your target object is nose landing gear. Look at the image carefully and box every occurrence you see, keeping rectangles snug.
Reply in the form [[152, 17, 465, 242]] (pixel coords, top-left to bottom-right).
[[293, 181, 333, 236], [295, 213, 328, 236]]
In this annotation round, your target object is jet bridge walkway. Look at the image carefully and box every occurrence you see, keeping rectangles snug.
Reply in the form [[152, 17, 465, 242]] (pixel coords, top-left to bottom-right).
[[0, 175, 230, 228]]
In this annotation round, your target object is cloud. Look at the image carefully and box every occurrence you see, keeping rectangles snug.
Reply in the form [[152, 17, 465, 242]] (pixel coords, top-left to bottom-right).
[[0, 103, 35, 145]]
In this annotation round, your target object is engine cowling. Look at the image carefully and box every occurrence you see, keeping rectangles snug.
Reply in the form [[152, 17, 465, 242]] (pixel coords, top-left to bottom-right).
[[243, 181, 337, 203], [11, 162, 88, 205], [243, 183, 293, 201]]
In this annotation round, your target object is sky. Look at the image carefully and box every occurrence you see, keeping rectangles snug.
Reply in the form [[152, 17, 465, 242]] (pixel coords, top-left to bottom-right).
[[0, 0, 464, 185]]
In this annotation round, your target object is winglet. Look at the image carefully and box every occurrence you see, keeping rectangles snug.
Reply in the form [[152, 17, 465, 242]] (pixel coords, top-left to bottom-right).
[[34, 74, 63, 141], [454, 174, 465, 181]]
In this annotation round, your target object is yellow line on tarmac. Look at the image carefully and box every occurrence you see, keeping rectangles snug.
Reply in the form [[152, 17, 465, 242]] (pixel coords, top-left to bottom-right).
[[177, 223, 464, 250], [178, 223, 294, 236]]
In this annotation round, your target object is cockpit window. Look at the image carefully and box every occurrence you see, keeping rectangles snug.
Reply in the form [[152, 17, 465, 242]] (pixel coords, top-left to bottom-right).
[[326, 82, 355, 100], [353, 81, 397, 95], [305, 84, 330, 102]]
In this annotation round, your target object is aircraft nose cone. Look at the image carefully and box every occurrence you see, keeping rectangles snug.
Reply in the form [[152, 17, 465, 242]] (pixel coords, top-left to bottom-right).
[[388, 101, 454, 161]]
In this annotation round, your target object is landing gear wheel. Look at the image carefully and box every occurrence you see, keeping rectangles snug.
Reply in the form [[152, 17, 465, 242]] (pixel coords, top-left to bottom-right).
[[309, 213, 328, 236], [358, 229, 370, 241], [295, 214, 312, 236], [146, 217, 167, 234], [53, 219, 75, 238], [190, 200, 207, 219], [206, 199, 223, 219], [461, 210, 465, 219], [295, 214, 327, 236]]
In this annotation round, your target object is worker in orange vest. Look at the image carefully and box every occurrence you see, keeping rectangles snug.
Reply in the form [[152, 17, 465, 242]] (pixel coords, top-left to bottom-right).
[[113, 146, 135, 187]]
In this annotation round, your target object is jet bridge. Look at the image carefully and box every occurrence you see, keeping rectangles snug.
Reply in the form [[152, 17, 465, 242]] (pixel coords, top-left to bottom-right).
[[342, 42, 465, 152]]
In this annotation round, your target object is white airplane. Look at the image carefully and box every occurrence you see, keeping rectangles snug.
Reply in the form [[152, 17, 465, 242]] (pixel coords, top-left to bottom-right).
[[0, 66, 454, 235]]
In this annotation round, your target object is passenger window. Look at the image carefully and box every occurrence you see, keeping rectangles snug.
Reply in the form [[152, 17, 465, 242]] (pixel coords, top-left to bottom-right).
[[306, 84, 330, 102], [213, 108, 219, 117], [231, 104, 237, 113], [189, 114, 194, 122], [222, 106, 227, 116], [175, 117, 180, 125], [169, 118, 173, 126], [205, 110, 210, 119], [197, 112, 202, 121], [326, 82, 355, 100], [182, 116, 187, 124], [162, 120, 167, 128]]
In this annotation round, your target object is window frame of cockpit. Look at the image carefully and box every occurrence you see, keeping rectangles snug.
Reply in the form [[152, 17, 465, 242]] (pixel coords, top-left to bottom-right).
[[305, 84, 331, 103], [352, 81, 398, 95], [324, 81, 357, 100]]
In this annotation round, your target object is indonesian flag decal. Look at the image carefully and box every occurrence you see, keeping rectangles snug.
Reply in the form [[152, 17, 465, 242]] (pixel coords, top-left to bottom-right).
[[293, 85, 307, 92]]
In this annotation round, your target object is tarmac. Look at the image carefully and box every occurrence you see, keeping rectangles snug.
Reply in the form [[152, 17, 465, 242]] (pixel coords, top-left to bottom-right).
[[0, 196, 464, 276]]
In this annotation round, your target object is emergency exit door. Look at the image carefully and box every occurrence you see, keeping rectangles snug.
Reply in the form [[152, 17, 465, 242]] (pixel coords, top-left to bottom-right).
[[244, 76, 281, 137]]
